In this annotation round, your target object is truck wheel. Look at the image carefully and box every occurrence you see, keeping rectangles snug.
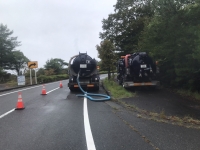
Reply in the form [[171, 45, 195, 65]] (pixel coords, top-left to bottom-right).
[[118, 79, 123, 85], [94, 86, 99, 91], [70, 87, 75, 92]]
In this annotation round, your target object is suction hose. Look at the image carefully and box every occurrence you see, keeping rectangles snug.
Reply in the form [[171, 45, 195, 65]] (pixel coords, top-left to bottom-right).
[[76, 73, 111, 101]]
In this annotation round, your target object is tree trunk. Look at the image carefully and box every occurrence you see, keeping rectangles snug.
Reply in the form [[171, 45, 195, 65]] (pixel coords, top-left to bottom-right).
[[108, 67, 111, 80], [16, 69, 20, 76]]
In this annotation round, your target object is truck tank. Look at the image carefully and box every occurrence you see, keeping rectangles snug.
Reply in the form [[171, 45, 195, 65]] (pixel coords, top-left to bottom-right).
[[117, 52, 160, 88], [68, 53, 100, 91]]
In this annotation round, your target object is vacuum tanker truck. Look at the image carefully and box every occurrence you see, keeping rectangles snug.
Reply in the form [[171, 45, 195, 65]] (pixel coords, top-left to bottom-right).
[[68, 53, 100, 91], [117, 52, 160, 88]]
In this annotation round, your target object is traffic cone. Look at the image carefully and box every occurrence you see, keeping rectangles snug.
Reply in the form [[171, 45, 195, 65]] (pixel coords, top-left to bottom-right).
[[15, 92, 25, 110], [41, 85, 47, 95], [59, 81, 63, 88]]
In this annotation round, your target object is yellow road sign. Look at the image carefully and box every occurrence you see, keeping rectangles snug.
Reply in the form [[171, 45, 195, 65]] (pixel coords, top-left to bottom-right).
[[28, 61, 38, 69]]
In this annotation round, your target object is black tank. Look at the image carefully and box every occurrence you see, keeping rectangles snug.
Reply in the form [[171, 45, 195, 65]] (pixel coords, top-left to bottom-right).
[[71, 53, 97, 77], [129, 52, 156, 79]]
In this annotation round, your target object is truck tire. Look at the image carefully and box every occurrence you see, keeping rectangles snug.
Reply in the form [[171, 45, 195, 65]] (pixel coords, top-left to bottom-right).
[[93, 86, 99, 91], [69, 87, 75, 92], [118, 79, 123, 85]]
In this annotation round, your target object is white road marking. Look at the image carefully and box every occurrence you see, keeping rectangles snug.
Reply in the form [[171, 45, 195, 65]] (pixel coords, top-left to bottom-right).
[[84, 96, 96, 150], [0, 82, 65, 119], [0, 85, 42, 97], [46, 87, 60, 94], [0, 81, 66, 97], [0, 108, 15, 119]]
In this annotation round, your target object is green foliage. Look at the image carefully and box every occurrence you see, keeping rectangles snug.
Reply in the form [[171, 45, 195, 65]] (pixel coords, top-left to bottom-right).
[[100, 0, 200, 91], [61, 68, 68, 74], [9, 50, 29, 75], [103, 77, 133, 99], [36, 68, 45, 76], [24, 69, 36, 77], [5, 79, 17, 88], [100, 0, 154, 56], [37, 74, 69, 83], [44, 68, 55, 75], [99, 71, 108, 74], [44, 58, 68, 75], [139, 2, 200, 91], [0, 24, 21, 69], [0, 67, 11, 83], [96, 40, 116, 79], [177, 89, 200, 101]]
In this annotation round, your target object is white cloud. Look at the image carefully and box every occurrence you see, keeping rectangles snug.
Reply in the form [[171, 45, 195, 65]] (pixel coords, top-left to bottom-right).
[[0, 0, 116, 68]]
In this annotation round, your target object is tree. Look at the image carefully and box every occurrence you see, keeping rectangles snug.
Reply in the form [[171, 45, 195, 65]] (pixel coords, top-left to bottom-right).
[[36, 68, 45, 76], [44, 68, 55, 76], [96, 60, 104, 71], [9, 50, 29, 75], [96, 40, 116, 79], [98, 0, 200, 90], [139, 1, 200, 90], [151, 0, 196, 17], [44, 58, 68, 75], [0, 67, 11, 82], [99, 0, 154, 56], [0, 24, 21, 69]]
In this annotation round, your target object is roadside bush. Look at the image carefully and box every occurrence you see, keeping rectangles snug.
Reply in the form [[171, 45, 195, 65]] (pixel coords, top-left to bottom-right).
[[99, 71, 107, 74], [99, 70, 117, 74], [37, 74, 69, 83]]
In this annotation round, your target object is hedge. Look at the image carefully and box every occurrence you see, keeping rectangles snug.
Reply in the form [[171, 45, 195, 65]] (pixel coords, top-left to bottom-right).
[[37, 74, 69, 83]]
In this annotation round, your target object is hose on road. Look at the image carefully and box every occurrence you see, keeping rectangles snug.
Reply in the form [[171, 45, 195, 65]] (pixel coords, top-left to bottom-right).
[[76, 73, 110, 101]]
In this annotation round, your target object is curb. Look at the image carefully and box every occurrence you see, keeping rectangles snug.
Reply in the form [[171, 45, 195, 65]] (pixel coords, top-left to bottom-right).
[[100, 80, 111, 97]]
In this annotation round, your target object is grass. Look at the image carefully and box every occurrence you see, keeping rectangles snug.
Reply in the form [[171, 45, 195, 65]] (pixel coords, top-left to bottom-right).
[[5, 80, 17, 88], [177, 89, 200, 101], [99, 71, 108, 74], [114, 98, 200, 129], [102, 77, 200, 129], [103, 77, 134, 99], [159, 109, 166, 119]]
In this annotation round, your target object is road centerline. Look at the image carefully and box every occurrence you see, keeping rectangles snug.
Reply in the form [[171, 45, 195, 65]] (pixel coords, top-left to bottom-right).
[[84, 96, 96, 150], [46, 87, 60, 94]]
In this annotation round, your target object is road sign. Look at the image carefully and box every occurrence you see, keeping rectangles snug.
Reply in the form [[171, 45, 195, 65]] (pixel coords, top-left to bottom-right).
[[28, 61, 38, 69], [17, 76, 25, 86]]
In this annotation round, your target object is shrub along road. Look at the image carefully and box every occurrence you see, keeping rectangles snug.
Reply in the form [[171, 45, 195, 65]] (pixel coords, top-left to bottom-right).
[[0, 75, 200, 150]]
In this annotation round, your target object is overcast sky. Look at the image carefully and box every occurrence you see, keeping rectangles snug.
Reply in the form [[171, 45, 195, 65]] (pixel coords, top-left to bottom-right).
[[0, 0, 116, 68]]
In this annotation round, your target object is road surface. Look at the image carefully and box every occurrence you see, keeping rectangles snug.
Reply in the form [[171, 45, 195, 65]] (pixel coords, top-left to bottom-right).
[[0, 74, 200, 150]]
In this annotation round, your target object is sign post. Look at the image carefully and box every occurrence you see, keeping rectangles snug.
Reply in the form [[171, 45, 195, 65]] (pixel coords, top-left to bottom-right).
[[35, 69, 37, 84], [30, 69, 32, 85], [28, 61, 38, 85]]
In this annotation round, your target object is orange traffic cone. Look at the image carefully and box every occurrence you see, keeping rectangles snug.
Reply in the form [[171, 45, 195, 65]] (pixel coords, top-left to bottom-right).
[[59, 81, 63, 88], [16, 92, 25, 110], [41, 85, 47, 95]]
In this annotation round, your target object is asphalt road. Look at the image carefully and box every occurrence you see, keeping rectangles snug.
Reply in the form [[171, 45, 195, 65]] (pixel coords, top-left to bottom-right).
[[0, 74, 200, 150], [0, 74, 151, 150]]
